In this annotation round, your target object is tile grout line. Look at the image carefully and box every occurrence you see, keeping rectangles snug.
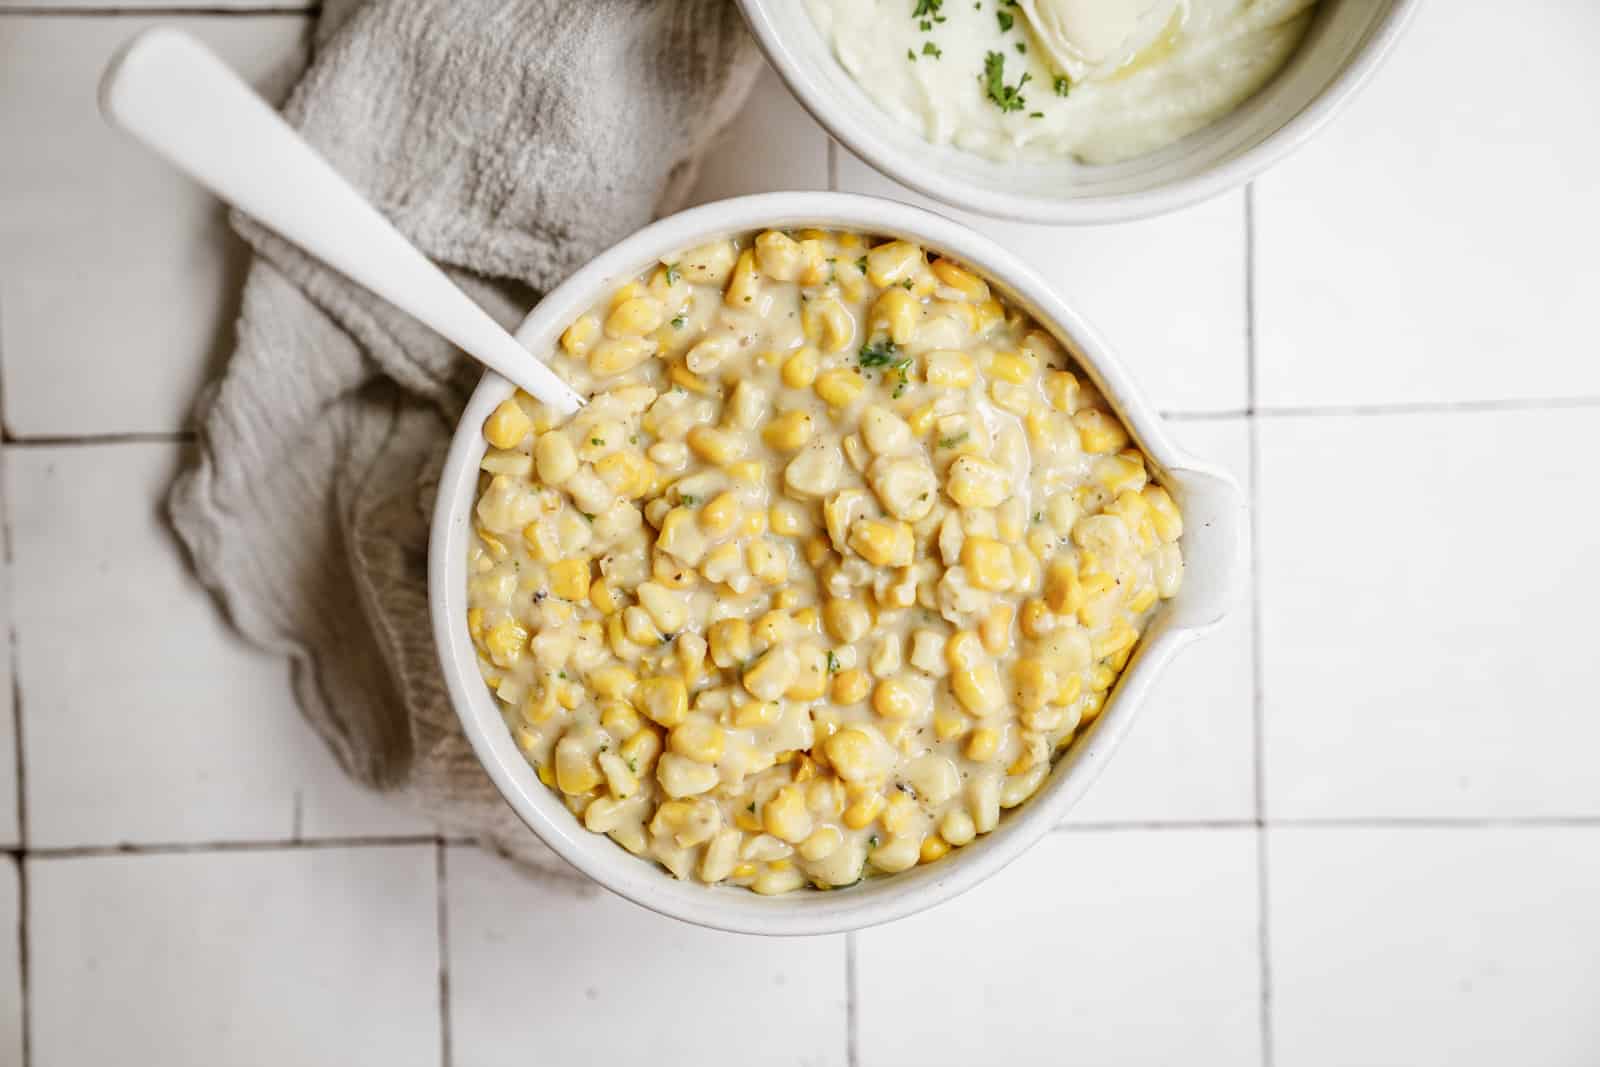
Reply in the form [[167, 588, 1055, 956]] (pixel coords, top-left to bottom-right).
[[0, 6, 316, 16], [844, 930, 859, 1067], [2, 431, 195, 447], [11, 833, 464, 860], [435, 842, 452, 1067], [0, 312, 30, 1067], [1244, 179, 1274, 1067], [1244, 183, 1257, 414]]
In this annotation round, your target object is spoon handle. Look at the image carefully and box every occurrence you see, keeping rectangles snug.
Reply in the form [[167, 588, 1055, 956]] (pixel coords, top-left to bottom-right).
[[100, 27, 584, 416]]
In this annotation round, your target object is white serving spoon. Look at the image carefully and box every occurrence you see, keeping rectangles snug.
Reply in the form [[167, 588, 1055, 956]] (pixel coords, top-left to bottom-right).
[[99, 27, 585, 417]]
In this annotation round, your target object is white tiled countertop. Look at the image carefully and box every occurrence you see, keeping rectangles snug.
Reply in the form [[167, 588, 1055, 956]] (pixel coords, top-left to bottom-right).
[[1, 3, 1597, 1065]]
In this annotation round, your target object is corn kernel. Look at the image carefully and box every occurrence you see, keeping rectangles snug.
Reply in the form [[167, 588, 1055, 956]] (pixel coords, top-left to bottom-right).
[[842, 792, 885, 829], [561, 314, 600, 357], [872, 676, 921, 720], [590, 337, 655, 377], [924, 350, 976, 388], [815, 368, 865, 408], [548, 557, 591, 601], [869, 287, 919, 345], [743, 645, 798, 702], [920, 835, 951, 863], [687, 425, 744, 466], [965, 726, 1001, 762], [865, 240, 924, 288], [947, 633, 1005, 716], [979, 603, 1014, 656], [763, 410, 816, 452], [1044, 370, 1080, 414], [755, 230, 805, 281], [484, 619, 529, 668], [1044, 557, 1084, 615], [699, 491, 740, 536], [782, 347, 820, 389], [1074, 408, 1130, 454], [849, 518, 914, 567], [945, 455, 1007, 508], [931, 258, 989, 301], [762, 784, 813, 844], [604, 296, 664, 338], [831, 667, 871, 704], [590, 665, 637, 701], [484, 398, 532, 450], [638, 677, 688, 728], [724, 248, 761, 308], [669, 718, 726, 764], [824, 726, 879, 783], [708, 618, 751, 669], [961, 536, 1015, 592], [1143, 484, 1184, 542], [987, 351, 1033, 384]]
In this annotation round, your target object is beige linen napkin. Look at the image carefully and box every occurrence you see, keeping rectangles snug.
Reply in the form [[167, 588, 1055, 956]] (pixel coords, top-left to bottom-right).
[[169, 0, 760, 878]]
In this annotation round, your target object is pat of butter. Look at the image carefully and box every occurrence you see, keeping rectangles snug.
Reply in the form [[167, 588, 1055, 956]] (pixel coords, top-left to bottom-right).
[[1018, 0, 1181, 83]]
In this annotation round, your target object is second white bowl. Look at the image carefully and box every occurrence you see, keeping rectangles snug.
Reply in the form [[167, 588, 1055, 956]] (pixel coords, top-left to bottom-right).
[[735, 0, 1420, 225]]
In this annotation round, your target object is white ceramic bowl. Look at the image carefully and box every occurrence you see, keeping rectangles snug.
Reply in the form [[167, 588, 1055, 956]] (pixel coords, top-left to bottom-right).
[[430, 192, 1245, 935], [735, 0, 1420, 225]]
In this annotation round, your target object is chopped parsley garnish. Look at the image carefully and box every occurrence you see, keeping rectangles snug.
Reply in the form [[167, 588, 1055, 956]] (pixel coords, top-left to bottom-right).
[[938, 432, 970, 449], [579, 512, 594, 522], [1054, 75, 1071, 97], [664, 263, 681, 285], [826, 650, 840, 674], [858, 338, 902, 368], [996, 9, 1014, 31], [922, 41, 943, 59], [670, 315, 686, 328], [907, 48, 916, 60], [747, 802, 757, 813], [1016, 41, 1027, 53], [679, 494, 699, 507], [912, 0, 942, 17], [855, 255, 868, 272], [868, 834, 880, 849], [1029, 110, 1044, 118], [981, 51, 1030, 113], [591, 437, 604, 446]]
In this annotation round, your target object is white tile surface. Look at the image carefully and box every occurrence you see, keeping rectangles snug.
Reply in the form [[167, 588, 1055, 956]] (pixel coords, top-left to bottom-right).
[[835, 150, 1248, 415], [1270, 826, 1600, 1067], [28, 845, 440, 1067], [0, 16, 311, 438], [8, 443, 429, 847], [1066, 417, 1255, 824], [1255, 2, 1600, 409], [0, 857, 19, 1067], [446, 844, 847, 1067], [684, 64, 830, 207], [856, 830, 1262, 1067], [1259, 408, 1600, 819]]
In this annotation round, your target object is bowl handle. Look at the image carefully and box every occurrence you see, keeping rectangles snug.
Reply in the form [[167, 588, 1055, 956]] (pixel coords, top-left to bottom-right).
[[1162, 460, 1248, 631]]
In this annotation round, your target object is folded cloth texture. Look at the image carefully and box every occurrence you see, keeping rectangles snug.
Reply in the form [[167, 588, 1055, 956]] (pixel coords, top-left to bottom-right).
[[169, 0, 761, 880]]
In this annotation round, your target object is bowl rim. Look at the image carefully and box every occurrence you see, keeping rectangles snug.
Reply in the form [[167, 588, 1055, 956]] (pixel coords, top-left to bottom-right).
[[732, 0, 1424, 225], [429, 191, 1246, 935]]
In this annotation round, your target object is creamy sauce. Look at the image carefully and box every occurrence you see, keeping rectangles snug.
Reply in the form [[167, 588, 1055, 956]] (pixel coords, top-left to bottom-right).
[[808, 0, 1318, 164], [466, 229, 1184, 894]]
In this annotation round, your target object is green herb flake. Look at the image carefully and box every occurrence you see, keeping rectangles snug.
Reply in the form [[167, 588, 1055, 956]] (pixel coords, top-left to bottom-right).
[[912, 0, 942, 17], [981, 50, 1030, 113], [859, 338, 902, 368], [868, 834, 881, 849], [826, 651, 840, 674], [679, 494, 699, 507], [922, 41, 943, 59], [1054, 75, 1071, 97], [579, 512, 594, 522], [670, 315, 686, 328], [855, 255, 868, 272], [1016, 41, 1027, 53], [591, 437, 604, 446], [747, 802, 757, 814], [907, 47, 917, 60], [664, 263, 681, 286], [937, 432, 970, 449], [996, 9, 1014, 31]]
